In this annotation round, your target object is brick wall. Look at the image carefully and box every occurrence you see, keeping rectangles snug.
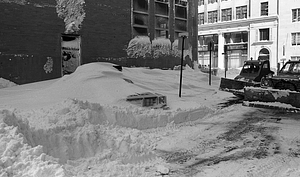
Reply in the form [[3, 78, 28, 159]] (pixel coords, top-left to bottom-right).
[[0, 0, 132, 84], [0, 2, 63, 84], [80, 0, 132, 63]]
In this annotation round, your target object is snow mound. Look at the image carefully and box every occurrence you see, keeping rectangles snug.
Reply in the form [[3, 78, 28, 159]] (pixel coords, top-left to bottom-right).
[[0, 101, 184, 176], [1, 98, 213, 164], [0, 78, 17, 89], [0, 110, 66, 177], [42, 62, 146, 105]]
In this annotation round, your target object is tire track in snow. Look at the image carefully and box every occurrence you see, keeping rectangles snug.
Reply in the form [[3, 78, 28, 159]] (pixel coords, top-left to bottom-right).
[[160, 106, 286, 176]]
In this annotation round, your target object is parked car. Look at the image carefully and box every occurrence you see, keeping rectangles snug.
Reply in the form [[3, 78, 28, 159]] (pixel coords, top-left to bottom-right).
[[261, 60, 300, 91]]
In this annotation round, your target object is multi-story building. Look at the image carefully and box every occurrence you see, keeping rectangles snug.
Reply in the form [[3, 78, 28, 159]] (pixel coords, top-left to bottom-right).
[[278, 0, 300, 65], [198, 0, 300, 70], [0, 0, 198, 84], [132, 0, 198, 61]]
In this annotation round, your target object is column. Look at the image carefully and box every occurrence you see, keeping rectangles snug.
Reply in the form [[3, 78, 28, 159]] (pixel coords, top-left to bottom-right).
[[218, 33, 225, 69], [148, 0, 155, 41], [169, 0, 175, 42]]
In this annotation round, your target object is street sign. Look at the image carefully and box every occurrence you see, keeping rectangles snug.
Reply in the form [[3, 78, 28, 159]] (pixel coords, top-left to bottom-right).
[[179, 32, 188, 37], [178, 36, 189, 50]]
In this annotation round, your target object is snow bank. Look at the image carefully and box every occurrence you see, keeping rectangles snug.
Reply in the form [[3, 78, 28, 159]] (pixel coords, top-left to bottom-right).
[[0, 110, 66, 177], [0, 99, 187, 176], [0, 78, 17, 89], [0, 62, 224, 176], [0, 97, 213, 176]]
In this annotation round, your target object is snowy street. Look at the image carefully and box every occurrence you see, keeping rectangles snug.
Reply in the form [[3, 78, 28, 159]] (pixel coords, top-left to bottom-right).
[[155, 103, 300, 177], [0, 62, 300, 177]]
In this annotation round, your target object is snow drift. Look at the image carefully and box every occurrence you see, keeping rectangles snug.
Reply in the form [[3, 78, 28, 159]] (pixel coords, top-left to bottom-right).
[[0, 62, 227, 176]]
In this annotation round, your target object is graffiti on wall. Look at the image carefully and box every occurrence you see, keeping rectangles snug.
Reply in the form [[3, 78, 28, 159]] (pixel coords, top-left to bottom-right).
[[61, 34, 81, 75]]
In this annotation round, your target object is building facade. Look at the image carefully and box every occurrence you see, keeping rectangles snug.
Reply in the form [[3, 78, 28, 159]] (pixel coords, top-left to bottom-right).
[[132, 0, 198, 64], [0, 0, 197, 84], [198, 0, 300, 69], [278, 0, 300, 66]]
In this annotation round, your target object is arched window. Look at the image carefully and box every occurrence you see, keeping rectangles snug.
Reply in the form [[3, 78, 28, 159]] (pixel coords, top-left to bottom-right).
[[258, 48, 270, 60]]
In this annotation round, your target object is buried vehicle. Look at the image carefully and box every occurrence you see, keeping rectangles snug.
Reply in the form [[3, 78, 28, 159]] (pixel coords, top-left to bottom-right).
[[219, 59, 274, 97], [244, 60, 300, 111]]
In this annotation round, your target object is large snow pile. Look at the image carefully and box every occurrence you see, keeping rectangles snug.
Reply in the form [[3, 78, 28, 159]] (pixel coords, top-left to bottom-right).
[[0, 78, 17, 89], [0, 110, 66, 177], [0, 62, 231, 176]]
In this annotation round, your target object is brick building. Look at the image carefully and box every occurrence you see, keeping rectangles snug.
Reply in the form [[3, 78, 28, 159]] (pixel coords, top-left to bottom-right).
[[0, 0, 198, 84]]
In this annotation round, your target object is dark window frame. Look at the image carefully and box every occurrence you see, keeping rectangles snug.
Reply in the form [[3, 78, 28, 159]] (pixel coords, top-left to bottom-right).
[[236, 5, 247, 19], [261, 2, 268, 16], [292, 32, 300, 46], [198, 0, 204, 6], [222, 8, 232, 21], [292, 9, 300, 22], [198, 13, 204, 25], [259, 28, 270, 41], [208, 10, 218, 23], [208, 0, 217, 4]]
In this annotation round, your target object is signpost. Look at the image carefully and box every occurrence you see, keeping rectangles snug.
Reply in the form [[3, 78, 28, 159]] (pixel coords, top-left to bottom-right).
[[208, 41, 214, 86], [178, 32, 189, 97], [224, 45, 228, 78]]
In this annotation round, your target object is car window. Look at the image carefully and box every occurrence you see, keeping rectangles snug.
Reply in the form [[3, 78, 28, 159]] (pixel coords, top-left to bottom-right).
[[242, 63, 260, 73], [292, 63, 300, 73], [263, 63, 268, 68], [281, 63, 292, 73]]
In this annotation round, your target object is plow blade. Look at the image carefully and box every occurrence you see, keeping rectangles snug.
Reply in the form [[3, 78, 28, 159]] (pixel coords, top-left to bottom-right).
[[244, 87, 300, 109], [243, 101, 300, 112], [219, 78, 259, 96]]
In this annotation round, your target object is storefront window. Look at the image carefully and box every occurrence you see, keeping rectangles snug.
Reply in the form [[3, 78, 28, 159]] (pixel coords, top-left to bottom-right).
[[224, 32, 248, 44], [198, 34, 219, 67], [198, 34, 218, 47]]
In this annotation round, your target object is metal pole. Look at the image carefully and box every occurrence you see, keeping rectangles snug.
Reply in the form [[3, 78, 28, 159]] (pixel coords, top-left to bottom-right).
[[179, 36, 185, 97], [225, 53, 227, 78], [209, 41, 212, 86]]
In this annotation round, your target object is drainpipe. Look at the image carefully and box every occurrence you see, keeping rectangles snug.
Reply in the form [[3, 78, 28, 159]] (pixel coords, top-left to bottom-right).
[[248, 0, 251, 18], [276, 0, 279, 70]]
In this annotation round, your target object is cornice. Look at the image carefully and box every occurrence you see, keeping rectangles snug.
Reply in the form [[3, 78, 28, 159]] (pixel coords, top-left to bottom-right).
[[198, 15, 278, 31]]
